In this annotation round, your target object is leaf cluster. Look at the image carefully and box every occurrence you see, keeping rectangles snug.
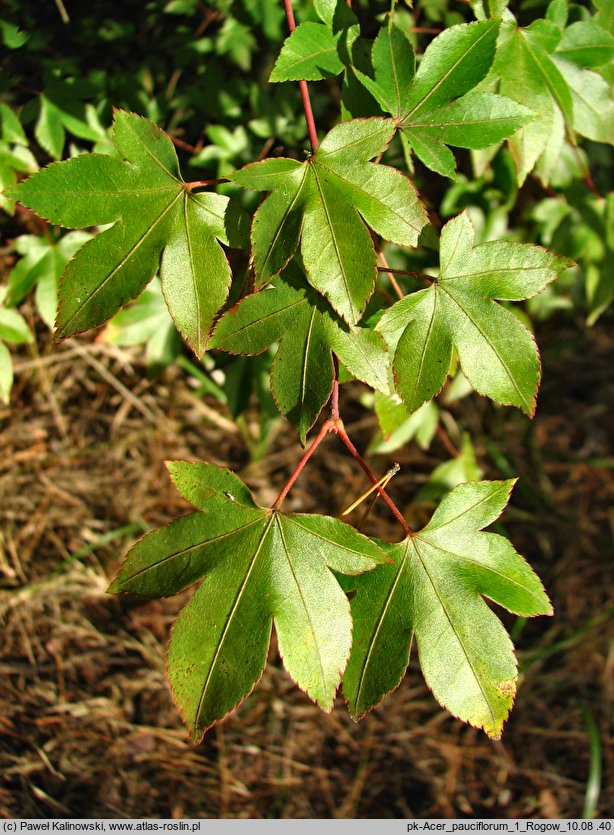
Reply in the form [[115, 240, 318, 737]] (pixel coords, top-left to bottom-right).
[[3, 0, 608, 743]]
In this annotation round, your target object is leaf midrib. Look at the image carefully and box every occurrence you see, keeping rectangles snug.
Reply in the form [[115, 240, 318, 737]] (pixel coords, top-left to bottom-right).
[[259, 167, 307, 280], [333, 327, 388, 392], [411, 536, 498, 729], [439, 283, 530, 411], [23, 186, 177, 197], [182, 194, 202, 352], [276, 516, 329, 699], [299, 306, 318, 412], [317, 159, 424, 237], [418, 534, 547, 608], [408, 115, 528, 129], [285, 515, 376, 561], [402, 24, 496, 121], [353, 546, 409, 714], [215, 297, 306, 351], [195, 514, 273, 726], [123, 516, 263, 583], [423, 489, 503, 534], [410, 288, 438, 411], [442, 264, 545, 286], [310, 163, 357, 322], [275, 27, 339, 74], [317, 126, 390, 160], [386, 24, 403, 117], [521, 34, 573, 128], [123, 116, 182, 184]]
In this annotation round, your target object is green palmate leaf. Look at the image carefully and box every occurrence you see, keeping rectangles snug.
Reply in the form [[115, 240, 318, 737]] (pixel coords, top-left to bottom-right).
[[230, 118, 427, 325], [343, 480, 552, 737], [357, 20, 533, 177], [402, 21, 500, 116], [269, 0, 359, 83], [405, 93, 535, 178], [492, 18, 614, 182], [494, 22, 576, 185], [11, 110, 248, 356], [108, 461, 388, 743], [210, 267, 390, 442], [378, 212, 572, 415]]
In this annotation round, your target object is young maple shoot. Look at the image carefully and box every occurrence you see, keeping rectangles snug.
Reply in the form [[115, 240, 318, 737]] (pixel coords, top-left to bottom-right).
[[8, 0, 588, 743]]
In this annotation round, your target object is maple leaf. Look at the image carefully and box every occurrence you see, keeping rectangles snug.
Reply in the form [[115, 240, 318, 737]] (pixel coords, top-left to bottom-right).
[[342, 480, 552, 738], [493, 21, 576, 185], [377, 212, 572, 415], [230, 117, 427, 326], [356, 19, 535, 178], [10, 109, 248, 356], [210, 265, 391, 443], [108, 461, 388, 743], [489, 17, 614, 184]]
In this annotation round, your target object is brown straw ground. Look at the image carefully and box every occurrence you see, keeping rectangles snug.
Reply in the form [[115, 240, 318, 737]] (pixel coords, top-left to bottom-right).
[[0, 314, 612, 819]]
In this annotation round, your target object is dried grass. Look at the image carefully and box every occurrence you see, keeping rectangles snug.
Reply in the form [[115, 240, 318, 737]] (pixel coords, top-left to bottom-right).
[[0, 320, 612, 819]]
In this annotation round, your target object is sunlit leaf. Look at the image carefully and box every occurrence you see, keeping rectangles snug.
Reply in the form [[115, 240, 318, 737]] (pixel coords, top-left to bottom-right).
[[12, 110, 248, 356], [109, 461, 388, 742], [378, 212, 572, 414], [231, 118, 427, 325], [343, 480, 552, 737]]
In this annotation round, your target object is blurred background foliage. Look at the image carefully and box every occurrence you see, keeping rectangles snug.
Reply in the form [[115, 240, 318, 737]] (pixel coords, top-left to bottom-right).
[[1, 0, 613, 444]]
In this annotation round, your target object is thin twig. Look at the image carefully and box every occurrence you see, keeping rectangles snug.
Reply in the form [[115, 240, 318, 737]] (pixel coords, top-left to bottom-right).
[[377, 250, 405, 301], [53, 0, 70, 24], [436, 424, 458, 458], [377, 265, 435, 284], [258, 136, 276, 161], [272, 420, 334, 510], [271, 419, 410, 535], [185, 178, 229, 190], [283, 0, 319, 151], [336, 424, 411, 535], [171, 136, 203, 155], [330, 356, 340, 420], [569, 140, 601, 199]]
